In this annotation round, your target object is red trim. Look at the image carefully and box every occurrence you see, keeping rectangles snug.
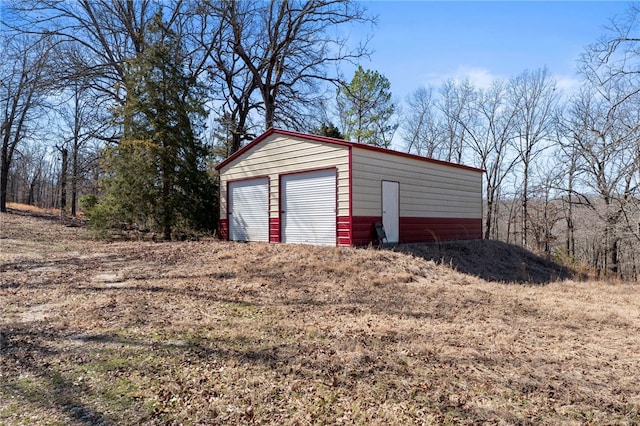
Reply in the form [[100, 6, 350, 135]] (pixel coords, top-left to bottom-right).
[[215, 128, 484, 173], [224, 179, 231, 241], [269, 217, 280, 243], [352, 216, 381, 246], [223, 214, 481, 245], [350, 216, 481, 245], [399, 217, 482, 243], [337, 216, 351, 246], [347, 147, 353, 246], [335, 167, 339, 246], [217, 173, 222, 234], [219, 219, 229, 241], [278, 174, 283, 242]]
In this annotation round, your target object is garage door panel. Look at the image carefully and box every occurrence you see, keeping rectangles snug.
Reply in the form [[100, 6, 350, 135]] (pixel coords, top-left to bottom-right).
[[229, 178, 268, 242], [282, 169, 336, 245]]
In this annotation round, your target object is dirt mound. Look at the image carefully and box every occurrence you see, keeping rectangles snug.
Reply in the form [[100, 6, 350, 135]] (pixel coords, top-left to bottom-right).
[[1, 205, 574, 285], [397, 239, 575, 284]]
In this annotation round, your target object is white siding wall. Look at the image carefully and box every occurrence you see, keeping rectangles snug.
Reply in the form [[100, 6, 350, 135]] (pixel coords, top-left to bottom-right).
[[219, 134, 350, 220], [351, 148, 482, 218]]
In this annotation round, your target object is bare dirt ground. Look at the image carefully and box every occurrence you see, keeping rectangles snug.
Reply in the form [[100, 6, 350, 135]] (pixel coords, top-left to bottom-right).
[[1, 208, 639, 425]]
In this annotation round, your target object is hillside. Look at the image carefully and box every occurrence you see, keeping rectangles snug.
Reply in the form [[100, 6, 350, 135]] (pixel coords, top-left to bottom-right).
[[1, 209, 639, 425]]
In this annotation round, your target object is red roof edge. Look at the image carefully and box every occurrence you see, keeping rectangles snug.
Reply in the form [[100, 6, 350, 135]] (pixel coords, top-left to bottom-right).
[[215, 128, 274, 171], [215, 128, 484, 173]]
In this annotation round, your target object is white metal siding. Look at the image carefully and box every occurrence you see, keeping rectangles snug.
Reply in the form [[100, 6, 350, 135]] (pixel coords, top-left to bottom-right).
[[282, 169, 336, 245], [352, 148, 482, 218], [218, 134, 350, 222], [229, 178, 268, 242]]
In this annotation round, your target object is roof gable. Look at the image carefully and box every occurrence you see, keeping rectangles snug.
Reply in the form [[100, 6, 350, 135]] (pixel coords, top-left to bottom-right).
[[215, 128, 483, 173]]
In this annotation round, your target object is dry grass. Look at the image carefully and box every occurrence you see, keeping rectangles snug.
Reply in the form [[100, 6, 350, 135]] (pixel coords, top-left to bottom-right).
[[1, 210, 639, 425], [5, 202, 61, 215]]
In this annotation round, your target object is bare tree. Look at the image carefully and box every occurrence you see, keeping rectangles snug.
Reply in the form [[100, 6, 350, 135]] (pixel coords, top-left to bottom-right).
[[5, 138, 62, 210], [574, 5, 640, 278], [55, 78, 110, 216], [508, 67, 559, 248], [563, 87, 640, 277], [528, 156, 565, 258], [6, 0, 372, 155], [5, 0, 157, 105], [402, 86, 443, 157], [214, 0, 371, 132], [188, 1, 261, 153], [437, 79, 475, 163], [57, 144, 69, 211], [1, 34, 55, 212], [552, 103, 581, 261], [462, 80, 519, 240], [2, 1, 162, 215], [581, 4, 640, 115]]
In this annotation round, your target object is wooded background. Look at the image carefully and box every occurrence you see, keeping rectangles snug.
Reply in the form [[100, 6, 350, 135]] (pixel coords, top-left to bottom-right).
[[1, 1, 638, 280]]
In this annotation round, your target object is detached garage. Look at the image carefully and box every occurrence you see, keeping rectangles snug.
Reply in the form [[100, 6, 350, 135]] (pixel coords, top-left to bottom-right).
[[216, 128, 483, 246]]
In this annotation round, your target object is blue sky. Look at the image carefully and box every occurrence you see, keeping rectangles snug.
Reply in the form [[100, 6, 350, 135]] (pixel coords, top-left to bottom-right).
[[350, 1, 630, 100]]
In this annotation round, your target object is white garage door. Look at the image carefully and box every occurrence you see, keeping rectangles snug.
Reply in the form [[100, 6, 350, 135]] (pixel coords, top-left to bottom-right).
[[229, 178, 269, 242], [281, 169, 336, 246]]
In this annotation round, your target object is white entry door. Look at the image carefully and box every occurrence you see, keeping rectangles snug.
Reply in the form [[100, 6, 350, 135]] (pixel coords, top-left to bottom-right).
[[382, 181, 399, 243], [228, 178, 269, 242], [281, 169, 336, 245]]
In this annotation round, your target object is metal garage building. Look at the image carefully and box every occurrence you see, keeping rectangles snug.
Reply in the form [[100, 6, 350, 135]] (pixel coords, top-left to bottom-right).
[[216, 128, 483, 246]]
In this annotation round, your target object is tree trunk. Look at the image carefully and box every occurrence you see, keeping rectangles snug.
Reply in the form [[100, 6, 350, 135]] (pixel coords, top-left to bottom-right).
[[566, 215, 575, 258], [565, 193, 575, 260], [230, 107, 249, 154], [71, 147, 78, 216], [60, 147, 68, 212], [0, 145, 9, 212], [161, 155, 172, 241], [71, 82, 80, 217], [264, 91, 275, 130], [605, 226, 619, 278], [483, 183, 492, 240], [484, 198, 493, 240], [521, 160, 529, 248], [28, 179, 36, 205], [231, 131, 242, 155]]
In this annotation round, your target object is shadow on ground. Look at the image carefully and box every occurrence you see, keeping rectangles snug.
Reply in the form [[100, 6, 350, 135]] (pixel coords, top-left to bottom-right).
[[396, 239, 579, 284]]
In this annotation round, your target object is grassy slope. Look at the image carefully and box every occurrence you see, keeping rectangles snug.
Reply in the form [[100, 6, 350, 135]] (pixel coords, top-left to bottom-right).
[[1, 209, 639, 425]]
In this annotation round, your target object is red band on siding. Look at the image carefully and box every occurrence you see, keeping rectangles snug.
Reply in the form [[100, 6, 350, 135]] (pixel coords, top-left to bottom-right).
[[351, 216, 382, 246], [399, 217, 482, 243], [219, 219, 229, 241], [269, 217, 280, 243], [350, 216, 481, 245], [337, 216, 352, 246]]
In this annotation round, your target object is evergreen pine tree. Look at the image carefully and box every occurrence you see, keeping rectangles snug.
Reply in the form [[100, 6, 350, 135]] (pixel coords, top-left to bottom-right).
[[95, 13, 216, 239], [337, 66, 398, 147]]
